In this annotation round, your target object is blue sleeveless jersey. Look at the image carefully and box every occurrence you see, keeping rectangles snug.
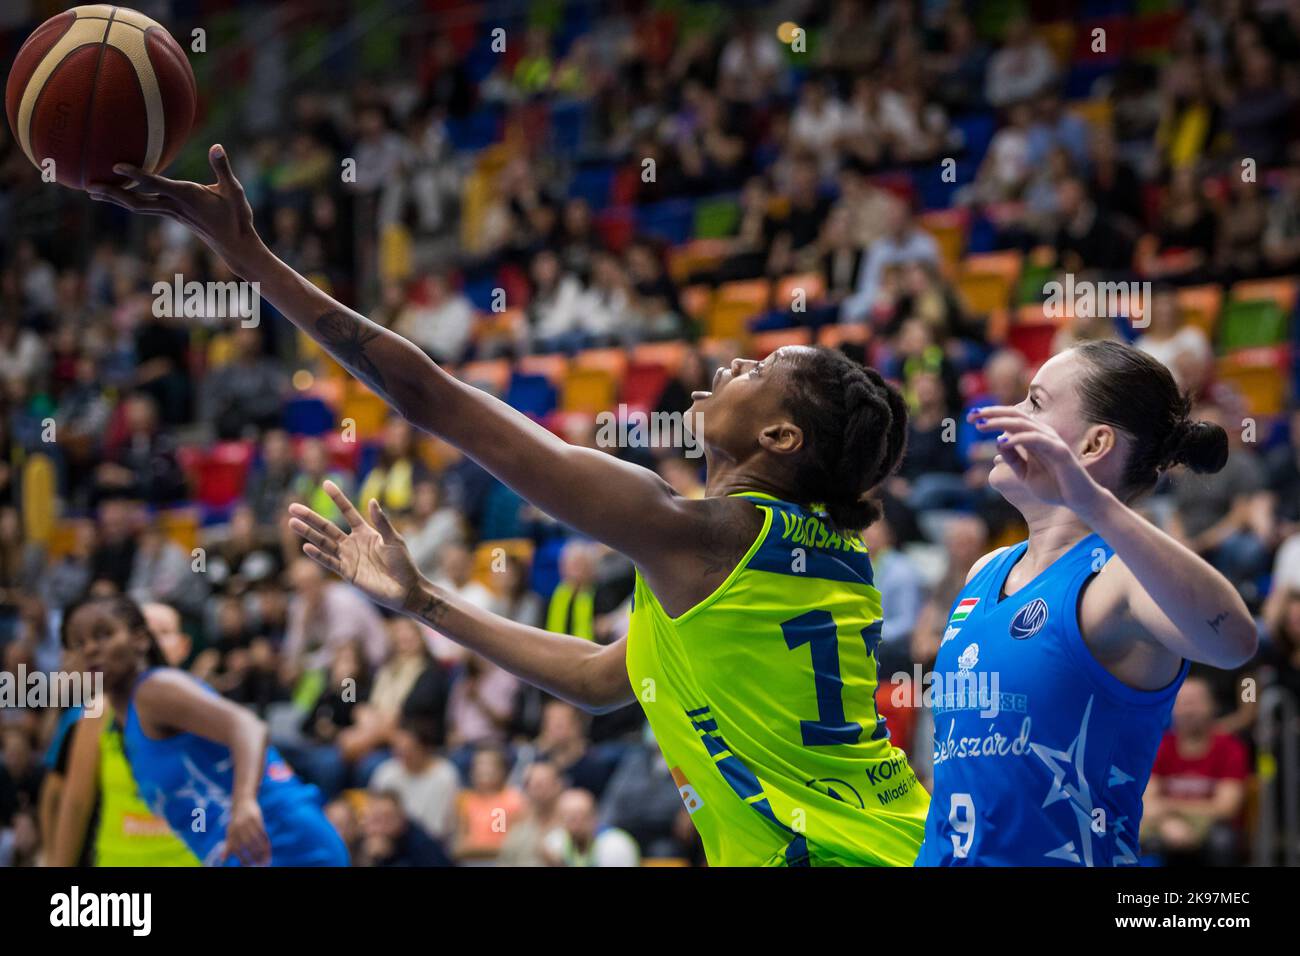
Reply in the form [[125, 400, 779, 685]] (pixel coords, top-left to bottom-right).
[[915, 534, 1187, 867], [123, 670, 348, 866]]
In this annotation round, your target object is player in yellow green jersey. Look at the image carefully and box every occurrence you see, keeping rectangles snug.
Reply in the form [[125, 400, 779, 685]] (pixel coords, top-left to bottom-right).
[[95, 149, 928, 865]]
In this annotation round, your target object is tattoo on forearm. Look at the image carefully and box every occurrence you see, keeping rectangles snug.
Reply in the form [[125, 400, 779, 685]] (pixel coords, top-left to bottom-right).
[[315, 311, 387, 397], [407, 587, 449, 629], [1207, 611, 1229, 634]]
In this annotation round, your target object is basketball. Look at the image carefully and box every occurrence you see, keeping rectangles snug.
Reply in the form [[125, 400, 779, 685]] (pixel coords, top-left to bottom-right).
[[5, 4, 196, 191]]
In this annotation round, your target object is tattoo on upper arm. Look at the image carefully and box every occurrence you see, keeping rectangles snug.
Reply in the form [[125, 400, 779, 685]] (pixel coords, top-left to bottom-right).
[[1208, 611, 1229, 634], [316, 311, 387, 397]]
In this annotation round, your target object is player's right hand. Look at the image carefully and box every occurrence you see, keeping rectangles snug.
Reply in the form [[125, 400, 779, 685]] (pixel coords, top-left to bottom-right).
[[288, 480, 424, 614], [86, 144, 266, 280]]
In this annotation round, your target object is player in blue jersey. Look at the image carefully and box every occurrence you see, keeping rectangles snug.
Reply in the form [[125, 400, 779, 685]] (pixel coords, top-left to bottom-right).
[[64, 595, 349, 866], [916, 340, 1257, 866]]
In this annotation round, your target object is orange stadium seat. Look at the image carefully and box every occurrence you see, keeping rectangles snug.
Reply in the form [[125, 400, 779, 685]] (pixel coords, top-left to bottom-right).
[[574, 347, 629, 380], [517, 352, 569, 383], [1175, 284, 1224, 338], [457, 358, 512, 395], [157, 507, 201, 554], [919, 208, 969, 277], [472, 538, 535, 587], [561, 366, 617, 414], [632, 340, 689, 374], [817, 323, 871, 349], [776, 272, 826, 311], [751, 327, 813, 356], [708, 279, 771, 338], [1230, 277, 1298, 314], [340, 386, 390, 440]]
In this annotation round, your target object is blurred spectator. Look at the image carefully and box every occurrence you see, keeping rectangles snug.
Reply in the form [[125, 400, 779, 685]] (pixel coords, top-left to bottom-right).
[[1142, 676, 1249, 865], [540, 788, 640, 867], [369, 715, 460, 843], [453, 744, 525, 864]]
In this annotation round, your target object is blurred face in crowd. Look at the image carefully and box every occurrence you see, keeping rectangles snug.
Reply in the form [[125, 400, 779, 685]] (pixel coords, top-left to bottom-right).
[[1171, 678, 1216, 737], [388, 617, 426, 658], [143, 602, 190, 668], [439, 543, 473, 587], [556, 789, 598, 845], [362, 794, 406, 841], [523, 761, 564, 814], [540, 700, 584, 747], [263, 429, 292, 468], [470, 748, 509, 792], [944, 515, 989, 571], [289, 557, 325, 599], [983, 350, 1027, 405], [412, 480, 440, 517], [559, 542, 596, 587]]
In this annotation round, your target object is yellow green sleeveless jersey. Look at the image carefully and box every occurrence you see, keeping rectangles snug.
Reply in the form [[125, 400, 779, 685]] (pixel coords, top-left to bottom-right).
[[625, 493, 929, 866], [96, 711, 198, 867]]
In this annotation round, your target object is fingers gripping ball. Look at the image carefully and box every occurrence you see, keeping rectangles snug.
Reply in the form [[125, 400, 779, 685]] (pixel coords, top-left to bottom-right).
[[5, 5, 197, 190]]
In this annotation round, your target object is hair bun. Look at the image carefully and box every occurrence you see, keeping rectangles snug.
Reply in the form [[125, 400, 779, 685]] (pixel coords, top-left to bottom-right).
[[1162, 418, 1229, 474]]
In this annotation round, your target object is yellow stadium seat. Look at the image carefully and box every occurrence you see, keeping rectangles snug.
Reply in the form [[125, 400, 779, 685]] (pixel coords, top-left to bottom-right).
[[561, 366, 617, 415], [1069, 98, 1112, 131], [340, 387, 390, 439], [472, 538, 535, 588], [1038, 22, 1075, 67], [21, 452, 57, 546], [1216, 349, 1288, 416], [157, 508, 201, 555], [919, 209, 968, 277], [958, 272, 1013, 316]]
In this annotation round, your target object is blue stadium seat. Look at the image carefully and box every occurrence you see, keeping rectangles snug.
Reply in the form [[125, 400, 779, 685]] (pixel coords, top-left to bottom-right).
[[282, 396, 334, 436], [953, 111, 997, 168], [567, 163, 615, 206], [505, 372, 558, 418], [635, 199, 695, 246]]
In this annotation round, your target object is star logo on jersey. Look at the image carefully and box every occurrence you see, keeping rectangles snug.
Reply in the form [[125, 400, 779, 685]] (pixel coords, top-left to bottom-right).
[[1031, 696, 1099, 866], [957, 643, 979, 675]]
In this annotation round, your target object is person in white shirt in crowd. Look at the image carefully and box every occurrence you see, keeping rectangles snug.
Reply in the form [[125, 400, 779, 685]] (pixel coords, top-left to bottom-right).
[[1135, 285, 1213, 394], [985, 17, 1058, 108], [540, 788, 640, 867], [402, 479, 467, 579], [841, 201, 940, 322], [393, 269, 476, 364], [368, 714, 460, 844], [281, 555, 389, 681]]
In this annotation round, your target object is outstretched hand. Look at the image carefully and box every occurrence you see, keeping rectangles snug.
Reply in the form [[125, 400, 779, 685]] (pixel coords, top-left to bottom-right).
[[86, 144, 265, 278], [970, 405, 1108, 514], [288, 481, 423, 613]]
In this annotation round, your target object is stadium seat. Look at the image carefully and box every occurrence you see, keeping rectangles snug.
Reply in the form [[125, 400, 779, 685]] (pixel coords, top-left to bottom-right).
[[668, 238, 730, 283], [194, 441, 256, 510], [1007, 319, 1058, 367], [619, 362, 670, 412], [323, 430, 362, 475], [775, 272, 827, 312], [282, 396, 335, 436], [472, 538, 535, 587], [517, 353, 570, 384], [693, 196, 741, 239], [574, 347, 629, 380], [631, 340, 689, 374], [561, 366, 617, 415], [458, 359, 512, 396], [919, 208, 969, 276], [752, 328, 813, 356], [1218, 300, 1289, 352], [156, 508, 201, 554], [637, 199, 695, 246], [1175, 284, 1224, 338], [340, 386, 389, 440], [505, 372, 558, 418], [817, 323, 871, 349], [680, 284, 714, 323], [21, 452, 56, 546], [1216, 347, 1290, 416], [709, 279, 771, 338], [1230, 278, 1298, 314]]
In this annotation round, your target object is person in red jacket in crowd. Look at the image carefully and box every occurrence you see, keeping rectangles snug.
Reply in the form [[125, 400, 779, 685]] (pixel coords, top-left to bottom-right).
[[1141, 674, 1251, 865]]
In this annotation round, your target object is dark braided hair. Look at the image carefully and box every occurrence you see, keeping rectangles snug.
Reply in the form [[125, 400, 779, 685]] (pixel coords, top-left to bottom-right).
[[1074, 340, 1228, 497], [782, 348, 908, 532]]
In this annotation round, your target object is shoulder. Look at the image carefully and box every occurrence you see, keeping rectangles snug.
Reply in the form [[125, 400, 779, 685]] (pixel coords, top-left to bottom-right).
[[133, 668, 207, 710], [965, 546, 1011, 585]]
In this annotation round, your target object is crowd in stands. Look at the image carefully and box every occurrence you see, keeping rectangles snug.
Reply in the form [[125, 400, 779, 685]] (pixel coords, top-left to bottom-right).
[[2, 0, 1300, 866]]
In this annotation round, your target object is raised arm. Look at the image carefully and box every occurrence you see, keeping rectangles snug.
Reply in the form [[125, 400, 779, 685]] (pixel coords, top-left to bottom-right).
[[289, 483, 635, 713], [132, 670, 273, 864], [90, 149, 698, 570], [975, 406, 1257, 668]]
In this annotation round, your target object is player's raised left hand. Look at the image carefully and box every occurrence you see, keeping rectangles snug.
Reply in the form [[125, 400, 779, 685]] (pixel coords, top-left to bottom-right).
[[970, 405, 1108, 514], [86, 144, 266, 279]]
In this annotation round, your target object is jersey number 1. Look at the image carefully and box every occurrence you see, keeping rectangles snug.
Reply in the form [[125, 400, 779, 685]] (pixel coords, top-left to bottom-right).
[[782, 610, 887, 747]]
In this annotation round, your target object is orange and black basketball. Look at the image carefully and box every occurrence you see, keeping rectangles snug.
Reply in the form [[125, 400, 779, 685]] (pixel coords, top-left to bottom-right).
[[5, 4, 196, 191]]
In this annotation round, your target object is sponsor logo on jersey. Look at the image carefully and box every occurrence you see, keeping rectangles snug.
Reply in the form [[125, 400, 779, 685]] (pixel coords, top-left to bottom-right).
[[1010, 597, 1050, 640], [950, 597, 980, 623], [670, 766, 704, 815], [941, 625, 960, 647]]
